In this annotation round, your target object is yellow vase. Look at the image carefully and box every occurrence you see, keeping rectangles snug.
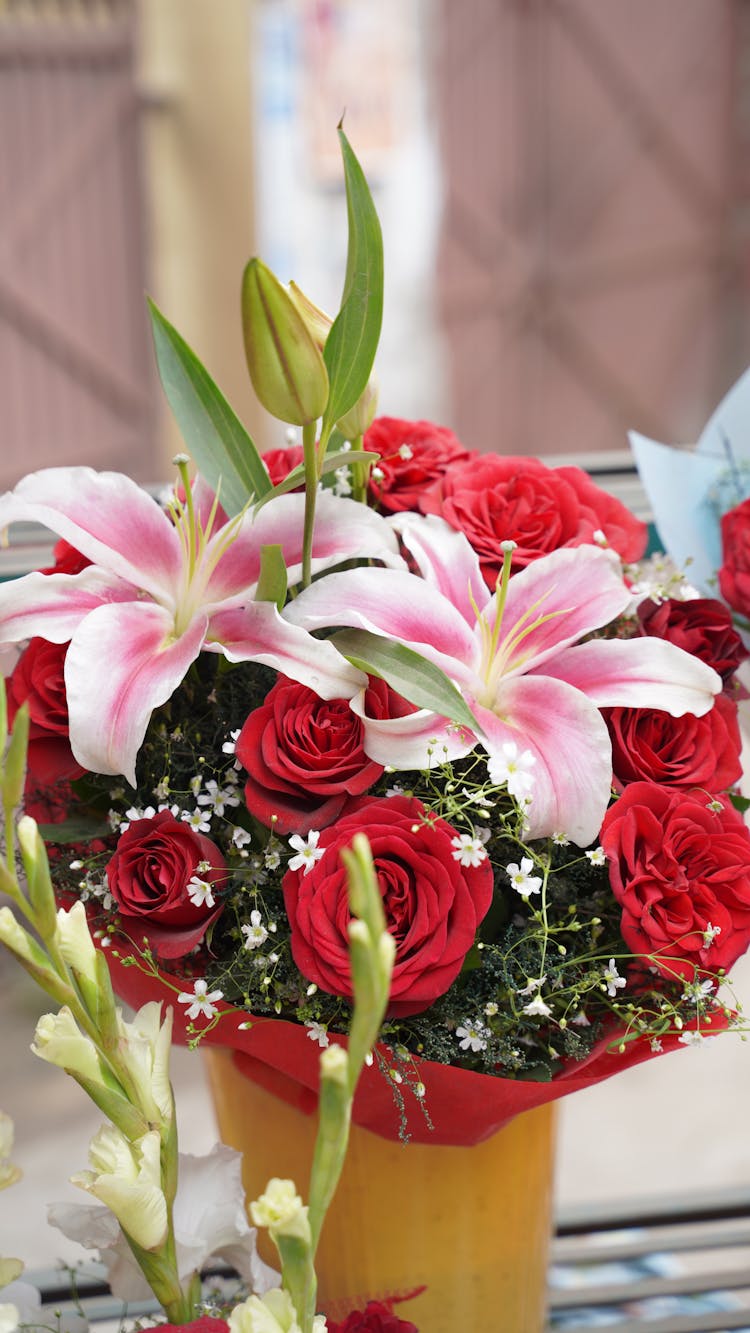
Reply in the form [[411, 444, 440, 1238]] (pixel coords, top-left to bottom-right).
[[204, 1048, 556, 1332]]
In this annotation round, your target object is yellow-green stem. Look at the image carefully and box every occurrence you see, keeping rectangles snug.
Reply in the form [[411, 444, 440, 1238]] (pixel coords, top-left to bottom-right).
[[301, 420, 320, 589]]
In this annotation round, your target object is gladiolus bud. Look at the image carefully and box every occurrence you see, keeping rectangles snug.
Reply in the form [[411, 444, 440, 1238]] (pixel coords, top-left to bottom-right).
[[17, 817, 57, 944], [241, 260, 329, 426], [229, 1288, 327, 1333], [250, 1178, 310, 1244]]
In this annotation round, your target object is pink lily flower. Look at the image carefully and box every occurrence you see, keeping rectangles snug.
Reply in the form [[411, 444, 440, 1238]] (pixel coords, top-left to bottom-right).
[[285, 514, 721, 845], [0, 467, 401, 784]]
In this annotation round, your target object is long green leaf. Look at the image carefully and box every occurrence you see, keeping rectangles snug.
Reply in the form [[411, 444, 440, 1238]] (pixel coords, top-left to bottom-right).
[[320, 129, 384, 441], [255, 544, 288, 611], [330, 630, 482, 738], [148, 299, 272, 514], [254, 449, 380, 509]]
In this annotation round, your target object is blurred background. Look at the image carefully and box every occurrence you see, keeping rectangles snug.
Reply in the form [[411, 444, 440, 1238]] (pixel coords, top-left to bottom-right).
[[2, 0, 750, 1274]]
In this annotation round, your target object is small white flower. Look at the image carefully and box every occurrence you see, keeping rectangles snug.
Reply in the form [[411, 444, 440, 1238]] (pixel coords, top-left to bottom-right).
[[592, 529, 608, 546], [522, 994, 552, 1018], [486, 741, 536, 801], [305, 1021, 330, 1049], [456, 1022, 488, 1053], [187, 877, 215, 909], [650, 1037, 663, 1052], [679, 1029, 712, 1047], [241, 911, 269, 951], [506, 857, 542, 898], [451, 832, 488, 867], [177, 980, 223, 1021], [190, 774, 203, 798], [602, 959, 626, 997], [333, 466, 352, 498], [681, 978, 715, 1003], [182, 808, 212, 833], [198, 780, 240, 816], [264, 845, 282, 870], [586, 846, 606, 867], [231, 826, 252, 849], [385, 783, 405, 797], [222, 729, 241, 756], [119, 804, 156, 833], [153, 778, 170, 801], [552, 831, 570, 846], [702, 922, 722, 945], [484, 1001, 499, 1018], [398, 444, 414, 460], [570, 1011, 591, 1027], [518, 974, 547, 996], [288, 830, 324, 874], [371, 465, 385, 481], [707, 797, 724, 813]]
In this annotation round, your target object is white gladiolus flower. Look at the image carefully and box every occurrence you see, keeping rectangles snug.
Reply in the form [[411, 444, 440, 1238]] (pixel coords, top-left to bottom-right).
[[229, 1288, 327, 1333], [55, 900, 98, 983], [31, 1008, 106, 1086], [250, 1179, 310, 1243], [50, 1144, 275, 1302], [70, 1125, 167, 1252], [115, 1002, 174, 1128]]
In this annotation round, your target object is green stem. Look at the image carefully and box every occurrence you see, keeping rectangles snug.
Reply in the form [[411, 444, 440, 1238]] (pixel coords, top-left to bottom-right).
[[349, 433, 367, 503], [301, 420, 320, 589]]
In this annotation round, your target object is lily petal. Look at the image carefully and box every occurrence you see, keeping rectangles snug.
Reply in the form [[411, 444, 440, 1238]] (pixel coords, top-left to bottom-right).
[[208, 600, 367, 699], [391, 512, 486, 627], [0, 468, 182, 602], [65, 602, 207, 783], [202, 491, 404, 607], [285, 567, 480, 684], [475, 677, 614, 845], [349, 689, 474, 769], [490, 545, 631, 675], [0, 567, 137, 644], [538, 637, 721, 716]]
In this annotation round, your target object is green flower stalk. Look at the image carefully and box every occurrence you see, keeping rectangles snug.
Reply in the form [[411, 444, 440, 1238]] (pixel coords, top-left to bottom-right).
[[251, 832, 394, 1333]]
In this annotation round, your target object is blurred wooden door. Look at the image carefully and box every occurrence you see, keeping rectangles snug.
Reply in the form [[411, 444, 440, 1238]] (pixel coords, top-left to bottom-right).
[[435, 0, 750, 457], [0, 0, 155, 489]]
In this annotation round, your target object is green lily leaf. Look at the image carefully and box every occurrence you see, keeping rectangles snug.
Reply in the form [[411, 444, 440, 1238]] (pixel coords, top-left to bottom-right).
[[320, 128, 384, 446], [148, 298, 272, 514], [330, 629, 481, 738], [255, 544, 288, 611], [255, 450, 380, 509]]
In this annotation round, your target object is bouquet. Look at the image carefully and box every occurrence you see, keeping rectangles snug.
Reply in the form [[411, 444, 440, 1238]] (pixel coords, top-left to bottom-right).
[[2, 132, 750, 1160]]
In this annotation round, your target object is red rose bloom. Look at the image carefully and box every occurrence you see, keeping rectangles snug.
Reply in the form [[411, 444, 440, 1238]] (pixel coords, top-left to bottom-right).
[[40, 537, 92, 576], [262, 444, 305, 487], [605, 693, 742, 793], [364, 417, 473, 513], [7, 638, 85, 820], [106, 811, 226, 958], [720, 496, 750, 619], [327, 1301, 418, 1333], [637, 596, 748, 686], [283, 794, 494, 1017], [600, 783, 750, 980], [238, 677, 411, 835], [419, 454, 647, 585]]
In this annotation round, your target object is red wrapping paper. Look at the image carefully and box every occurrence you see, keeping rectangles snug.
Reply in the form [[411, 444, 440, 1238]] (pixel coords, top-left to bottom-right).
[[108, 952, 728, 1147]]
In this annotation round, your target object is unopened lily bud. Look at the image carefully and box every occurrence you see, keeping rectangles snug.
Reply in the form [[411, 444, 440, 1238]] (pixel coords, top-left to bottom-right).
[[250, 1177, 311, 1244], [287, 281, 379, 439], [241, 259, 329, 426], [337, 371, 379, 440], [71, 1125, 167, 1252]]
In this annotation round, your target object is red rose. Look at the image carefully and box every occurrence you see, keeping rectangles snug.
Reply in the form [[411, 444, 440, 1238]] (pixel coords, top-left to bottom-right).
[[40, 538, 91, 576], [720, 497, 750, 618], [605, 693, 742, 793], [283, 794, 494, 1017], [106, 811, 226, 958], [637, 596, 748, 686], [262, 444, 305, 487], [600, 783, 750, 980], [419, 454, 647, 585], [364, 417, 473, 513], [139, 1321, 228, 1333], [237, 677, 413, 834], [7, 638, 85, 816], [327, 1301, 418, 1333]]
